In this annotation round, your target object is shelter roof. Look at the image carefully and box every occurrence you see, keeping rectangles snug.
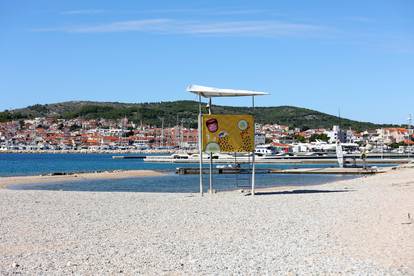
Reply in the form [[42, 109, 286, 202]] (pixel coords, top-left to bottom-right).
[[187, 84, 268, 98]]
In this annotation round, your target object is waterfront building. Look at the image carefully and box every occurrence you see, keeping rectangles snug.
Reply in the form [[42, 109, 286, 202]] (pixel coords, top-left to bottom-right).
[[378, 128, 408, 144], [325, 125, 347, 143]]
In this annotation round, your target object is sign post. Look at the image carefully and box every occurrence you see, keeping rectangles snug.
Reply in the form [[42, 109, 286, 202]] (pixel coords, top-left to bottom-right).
[[251, 96, 256, 195], [208, 98, 213, 194], [198, 95, 203, 196], [187, 85, 268, 196]]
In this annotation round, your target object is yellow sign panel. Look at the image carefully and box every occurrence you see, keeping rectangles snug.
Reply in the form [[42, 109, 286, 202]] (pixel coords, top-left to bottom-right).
[[202, 114, 254, 153]]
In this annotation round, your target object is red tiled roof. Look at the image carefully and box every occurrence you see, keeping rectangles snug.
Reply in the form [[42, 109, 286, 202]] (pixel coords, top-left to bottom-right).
[[404, 139, 414, 145], [103, 136, 119, 142], [272, 142, 290, 148], [384, 128, 408, 133]]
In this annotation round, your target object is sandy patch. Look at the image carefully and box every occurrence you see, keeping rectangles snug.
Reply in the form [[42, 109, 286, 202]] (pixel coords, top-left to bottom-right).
[[0, 170, 165, 189]]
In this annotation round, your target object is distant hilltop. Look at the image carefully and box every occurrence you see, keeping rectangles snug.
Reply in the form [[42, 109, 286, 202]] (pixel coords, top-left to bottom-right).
[[0, 100, 395, 130]]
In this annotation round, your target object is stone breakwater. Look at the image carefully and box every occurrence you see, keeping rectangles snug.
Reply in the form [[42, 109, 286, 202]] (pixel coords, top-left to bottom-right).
[[0, 165, 413, 275]]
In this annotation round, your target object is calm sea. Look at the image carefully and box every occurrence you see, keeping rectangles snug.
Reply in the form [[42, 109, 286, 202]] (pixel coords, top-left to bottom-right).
[[1, 153, 386, 193]]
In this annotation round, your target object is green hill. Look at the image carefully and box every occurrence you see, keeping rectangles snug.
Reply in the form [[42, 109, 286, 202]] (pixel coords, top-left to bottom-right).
[[0, 100, 393, 131]]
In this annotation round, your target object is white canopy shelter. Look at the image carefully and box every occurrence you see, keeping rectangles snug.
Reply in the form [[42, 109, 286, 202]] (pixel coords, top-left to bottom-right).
[[187, 84, 268, 98], [187, 84, 269, 196]]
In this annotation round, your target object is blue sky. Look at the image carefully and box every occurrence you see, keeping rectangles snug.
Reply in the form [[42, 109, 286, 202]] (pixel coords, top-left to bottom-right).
[[1, 0, 413, 124]]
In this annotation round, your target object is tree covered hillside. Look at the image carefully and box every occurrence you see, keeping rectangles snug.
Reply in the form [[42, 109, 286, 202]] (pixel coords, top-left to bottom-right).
[[0, 100, 392, 131]]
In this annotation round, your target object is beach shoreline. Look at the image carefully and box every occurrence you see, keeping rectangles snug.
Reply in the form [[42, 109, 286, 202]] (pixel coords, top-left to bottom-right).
[[0, 170, 166, 189]]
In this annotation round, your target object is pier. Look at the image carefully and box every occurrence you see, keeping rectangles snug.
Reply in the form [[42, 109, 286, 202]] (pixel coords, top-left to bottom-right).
[[176, 167, 386, 175], [112, 156, 146, 159]]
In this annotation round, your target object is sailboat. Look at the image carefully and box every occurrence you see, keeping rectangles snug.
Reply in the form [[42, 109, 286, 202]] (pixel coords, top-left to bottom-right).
[[336, 140, 344, 168]]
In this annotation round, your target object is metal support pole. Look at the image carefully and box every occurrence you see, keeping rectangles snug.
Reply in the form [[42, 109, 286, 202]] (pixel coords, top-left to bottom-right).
[[251, 96, 256, 196], [208, 97, 213, 194], [198, 95, 203, 196], [209, 153, 213, 194], [251, 152, 256, 195]]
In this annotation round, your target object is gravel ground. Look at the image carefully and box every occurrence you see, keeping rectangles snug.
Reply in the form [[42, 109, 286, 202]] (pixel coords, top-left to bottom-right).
[[1, 165, 413, 275]]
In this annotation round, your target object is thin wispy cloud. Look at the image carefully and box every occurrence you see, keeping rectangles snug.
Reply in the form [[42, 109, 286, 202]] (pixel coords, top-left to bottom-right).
[[344, 16, 374, 23], [59, 8, 277, 16], [61, 9, 106, 15], [33, 19, 328, 38], [213, 9, 270, 16], [34, 19, 169, 33]]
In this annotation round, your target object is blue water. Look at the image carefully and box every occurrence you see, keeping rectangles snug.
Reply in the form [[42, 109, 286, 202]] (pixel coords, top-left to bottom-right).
[[10, 173, 359, 193], [0, 153, 198, 176], [0, 153, 392, 177], [0, 153, 332, 176], [0, 153, 391, 193]]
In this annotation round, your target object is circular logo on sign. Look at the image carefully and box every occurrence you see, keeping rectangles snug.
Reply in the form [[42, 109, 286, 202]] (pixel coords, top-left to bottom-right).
[[205, 142, 220, 153], [238, 120, 248, 130]]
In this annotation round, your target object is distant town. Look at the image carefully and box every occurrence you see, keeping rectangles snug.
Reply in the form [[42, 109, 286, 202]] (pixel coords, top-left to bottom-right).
[[1, 116, 413, 154]]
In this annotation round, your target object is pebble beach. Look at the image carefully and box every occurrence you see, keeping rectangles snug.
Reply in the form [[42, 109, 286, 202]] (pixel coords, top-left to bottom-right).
[[1, 164, 413, 275]]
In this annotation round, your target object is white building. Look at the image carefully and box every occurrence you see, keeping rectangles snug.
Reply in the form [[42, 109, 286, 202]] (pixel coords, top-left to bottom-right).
[[255, 133, 266, 145], [325, 125, 347, 143]]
